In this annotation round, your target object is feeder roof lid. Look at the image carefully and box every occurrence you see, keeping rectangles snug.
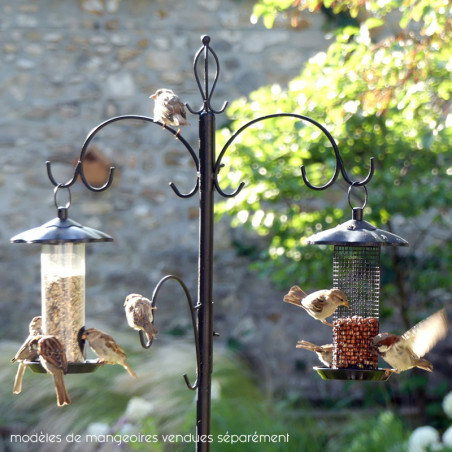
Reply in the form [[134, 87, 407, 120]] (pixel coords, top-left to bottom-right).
[[10, 208, 113, 244], [306, 209, 408, 247]]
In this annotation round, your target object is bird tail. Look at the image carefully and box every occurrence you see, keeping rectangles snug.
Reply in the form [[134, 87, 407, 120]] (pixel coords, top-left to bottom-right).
[[283, 285, 308, 307], [176, 117, 190, 127], [123, 362, 137, 378], [144, 322, 158, 343], [54, 373, 71, 406], [13, 363, 26, 394], [296, 340, 321, 352], [415, 358, 433, 372]]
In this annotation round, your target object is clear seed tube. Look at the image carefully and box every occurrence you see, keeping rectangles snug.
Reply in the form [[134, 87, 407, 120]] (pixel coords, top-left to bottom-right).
[[41, 243, 85, 362]]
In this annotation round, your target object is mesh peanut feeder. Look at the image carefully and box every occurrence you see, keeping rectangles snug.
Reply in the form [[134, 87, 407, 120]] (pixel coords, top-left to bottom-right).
[[305, 185, 408, 381]]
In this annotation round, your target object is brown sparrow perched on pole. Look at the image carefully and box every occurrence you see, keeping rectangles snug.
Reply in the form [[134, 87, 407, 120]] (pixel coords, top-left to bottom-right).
[[124, 293, 158, 344], [11, 316, 42, 394], [371, 308, 448, 373], [150, 88, 190, 136], [296, 340, 333, 368], [284, 286, 349, 326], [32, 335, 71, 406], [81, 328, 137, 378]]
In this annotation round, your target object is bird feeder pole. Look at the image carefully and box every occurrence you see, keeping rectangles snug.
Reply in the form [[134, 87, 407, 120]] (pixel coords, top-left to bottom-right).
[[17, 35, 395, 452], [195, 110, 216, 447]]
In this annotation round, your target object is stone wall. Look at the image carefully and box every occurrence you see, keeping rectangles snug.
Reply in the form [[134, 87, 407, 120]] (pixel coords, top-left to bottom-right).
[[0, 0, 342, 395]]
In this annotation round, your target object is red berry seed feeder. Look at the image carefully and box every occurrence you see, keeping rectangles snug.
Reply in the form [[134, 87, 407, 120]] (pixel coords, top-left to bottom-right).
[[305, 185, 408, 381], [10, 186, 113, 374]]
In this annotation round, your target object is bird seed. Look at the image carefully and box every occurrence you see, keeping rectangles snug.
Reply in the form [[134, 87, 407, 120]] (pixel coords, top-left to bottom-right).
[[43, 274, 85, 363]]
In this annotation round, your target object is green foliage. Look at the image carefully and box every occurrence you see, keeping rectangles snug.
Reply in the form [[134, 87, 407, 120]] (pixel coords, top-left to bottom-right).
[[253, 0, 452, 30], [325, 411, 409, 452], [399, 372, 452, 431], [251, 0, 295, 28], [217, 0, 452, 322]]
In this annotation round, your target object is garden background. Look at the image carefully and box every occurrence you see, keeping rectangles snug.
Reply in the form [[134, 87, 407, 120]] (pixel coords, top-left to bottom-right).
[[0, 0, 451, 451]]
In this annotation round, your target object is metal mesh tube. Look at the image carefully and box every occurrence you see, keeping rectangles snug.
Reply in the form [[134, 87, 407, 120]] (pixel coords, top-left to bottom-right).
[[333, 245, 380, 319], [332, 245, 380, 369]]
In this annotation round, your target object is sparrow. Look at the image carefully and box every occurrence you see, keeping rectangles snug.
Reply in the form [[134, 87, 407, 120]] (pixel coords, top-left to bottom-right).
[[371, 308, 448, 373], [124, 293, 158, 344], [150, 88, 190, 135], [11, 316, 42, 394], [283, 286, 349, 326], [81, 328, 137, 378], [32, 335, 71, 406], [296, 340, 333, 368]]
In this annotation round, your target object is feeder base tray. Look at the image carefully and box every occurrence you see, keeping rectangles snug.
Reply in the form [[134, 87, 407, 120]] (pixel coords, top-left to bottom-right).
[[25, 359, 101, 374], [315, 367, 393, 381]]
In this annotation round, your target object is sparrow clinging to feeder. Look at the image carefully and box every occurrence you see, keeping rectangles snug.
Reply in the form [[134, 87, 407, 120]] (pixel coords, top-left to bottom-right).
[[284, 286, 349, 327], [124, 293, 158, 344], [11, 316, 42, 394], [371, 308, 448, 373], [296, 340, 333, 368], [150, 88, 190, 136], [81, 328, 137, 378], [32, 335, 71, 406]]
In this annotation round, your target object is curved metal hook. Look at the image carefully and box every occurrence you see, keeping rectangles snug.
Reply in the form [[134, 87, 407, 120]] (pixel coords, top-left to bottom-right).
[[47, 115, 199, 197], [214, 113, 338, 196], [46, 160, 82, 189], [140, 274, 200, 391], [337, 155, 375, 187], [186, 35, 228, 115], [214, 113, 374, 196], [214, 180, 246, 199], [169, 180, 200, 199]]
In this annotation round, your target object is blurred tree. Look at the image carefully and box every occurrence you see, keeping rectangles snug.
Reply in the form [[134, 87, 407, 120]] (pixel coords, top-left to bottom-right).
[[216, 0, 451, 328]]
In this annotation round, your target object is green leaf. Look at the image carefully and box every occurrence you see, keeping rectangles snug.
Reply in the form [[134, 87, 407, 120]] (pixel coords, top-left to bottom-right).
[[364, 17, 385, 30]]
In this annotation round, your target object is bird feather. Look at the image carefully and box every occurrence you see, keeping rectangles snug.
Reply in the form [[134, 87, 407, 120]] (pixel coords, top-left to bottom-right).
[[401, 308, 448, 358]]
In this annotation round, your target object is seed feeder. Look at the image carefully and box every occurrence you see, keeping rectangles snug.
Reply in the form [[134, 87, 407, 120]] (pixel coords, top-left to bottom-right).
[[305, 184, 408, 381], [10, 186, 113, 374]]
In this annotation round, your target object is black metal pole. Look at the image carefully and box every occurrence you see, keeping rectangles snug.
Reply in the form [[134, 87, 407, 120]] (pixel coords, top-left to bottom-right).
[[196, 111, 215, 451]]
